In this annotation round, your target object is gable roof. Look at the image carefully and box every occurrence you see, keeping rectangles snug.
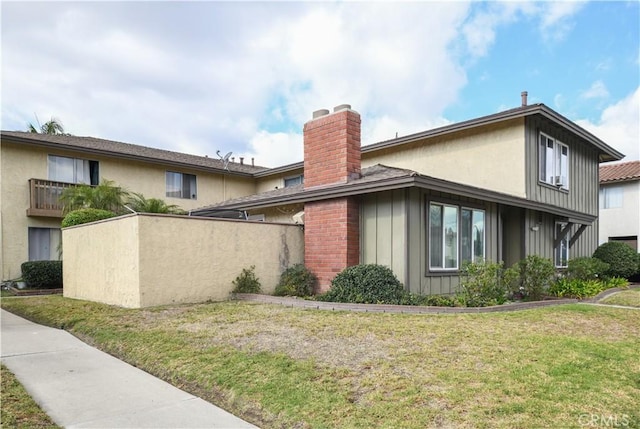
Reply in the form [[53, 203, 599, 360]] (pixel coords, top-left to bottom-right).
[[192, 164, 596, 224], [599, 160, 640, 184], [254, 103, 625, 178], [0, 131, 267, 176]]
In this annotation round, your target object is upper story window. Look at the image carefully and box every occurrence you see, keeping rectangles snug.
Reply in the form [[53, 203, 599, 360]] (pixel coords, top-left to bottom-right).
[[599, 186, 623, 209], [166, 171, 197, 199], [48, 155, 99, 185], [539, 133, 569, 189], [428, 202, 485, 271], [284, 175, 304, 187]]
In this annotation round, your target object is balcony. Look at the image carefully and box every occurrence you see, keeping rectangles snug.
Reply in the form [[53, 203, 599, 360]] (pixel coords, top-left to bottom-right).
[[27, 179, 76, 218]]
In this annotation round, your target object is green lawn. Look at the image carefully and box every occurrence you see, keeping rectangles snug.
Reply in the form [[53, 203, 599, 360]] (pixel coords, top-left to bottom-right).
[[1, 296, 639, 429], [600, 288, 640, 308]]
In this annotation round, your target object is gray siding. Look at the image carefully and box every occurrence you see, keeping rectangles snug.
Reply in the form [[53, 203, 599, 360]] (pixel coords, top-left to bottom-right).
[[360, 190, 408, 284], [525, 116, 600, 216]]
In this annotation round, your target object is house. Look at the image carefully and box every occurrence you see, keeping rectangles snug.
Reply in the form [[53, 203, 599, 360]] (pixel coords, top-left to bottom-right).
[[598, 160, 640, 251], [0, 131, 266, 281], [192, 95, 624, 294]]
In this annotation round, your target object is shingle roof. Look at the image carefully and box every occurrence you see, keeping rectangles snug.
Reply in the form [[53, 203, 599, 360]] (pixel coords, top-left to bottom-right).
[[1, 131, 267, 175], [599, 160, 640, 184], [191, 164, 416, 214]]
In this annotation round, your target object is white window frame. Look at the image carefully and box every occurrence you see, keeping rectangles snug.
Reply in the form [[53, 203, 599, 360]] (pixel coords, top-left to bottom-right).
[[554, 222, 569, 268], [539, 133, 569, 190], [165, 171, 197, 199], [428, 202, 485, 271]]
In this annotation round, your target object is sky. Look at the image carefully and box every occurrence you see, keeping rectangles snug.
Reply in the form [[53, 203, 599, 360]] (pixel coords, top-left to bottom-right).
[[2, 1, 638, 168]]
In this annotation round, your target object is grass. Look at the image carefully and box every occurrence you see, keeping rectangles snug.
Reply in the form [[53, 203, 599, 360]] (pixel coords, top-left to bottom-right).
[[1, 296, 639, 428], [600, 289, 640, 308], [1, 364, 60, 428]]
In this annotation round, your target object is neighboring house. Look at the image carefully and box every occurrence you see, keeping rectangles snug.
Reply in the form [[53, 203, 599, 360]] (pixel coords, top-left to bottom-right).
[[598, 160, 640, 251], [194, 97, 623, 294], [0, 131, 265, 280]]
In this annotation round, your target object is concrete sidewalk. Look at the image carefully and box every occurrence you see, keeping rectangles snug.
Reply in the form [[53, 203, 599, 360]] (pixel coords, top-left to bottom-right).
[[1, 309, 258, 429]]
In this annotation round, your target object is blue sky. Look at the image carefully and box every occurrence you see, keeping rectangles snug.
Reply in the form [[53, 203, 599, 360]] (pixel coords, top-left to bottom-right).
[[2, 1, 638, 167]]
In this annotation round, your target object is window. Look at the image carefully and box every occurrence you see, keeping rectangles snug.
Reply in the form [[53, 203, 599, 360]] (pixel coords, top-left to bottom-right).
[[539, 133, 569, 189], [48, 155, 99, 185], [599, 186, 623, 209], [284, 175, 304, 187], [554, 222, 569, 268], [429, 202, 485, 270], [166, 172, 197, 199], [28, 228, 61, 261]]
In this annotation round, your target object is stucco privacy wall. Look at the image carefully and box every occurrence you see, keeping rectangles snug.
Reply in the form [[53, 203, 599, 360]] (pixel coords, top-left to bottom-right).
[[63, 213, 304, 308]]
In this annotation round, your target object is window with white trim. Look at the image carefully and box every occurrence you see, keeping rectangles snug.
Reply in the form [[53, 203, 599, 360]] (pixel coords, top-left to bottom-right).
[[554, 222, 569, 268], [539, 133, 569, 189], [599, 186, 623, 209], [166, 171, 197, 199], [429, 202, 485, 270]]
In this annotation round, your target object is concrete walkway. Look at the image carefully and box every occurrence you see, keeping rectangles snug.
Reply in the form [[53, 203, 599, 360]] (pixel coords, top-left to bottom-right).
[[0, 309, 258, 429]]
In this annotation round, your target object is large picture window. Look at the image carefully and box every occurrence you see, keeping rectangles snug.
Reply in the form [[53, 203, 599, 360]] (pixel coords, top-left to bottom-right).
[[429, 202, 485, 271], [539, 133, 569, 189], [166, 171, 197, 199]]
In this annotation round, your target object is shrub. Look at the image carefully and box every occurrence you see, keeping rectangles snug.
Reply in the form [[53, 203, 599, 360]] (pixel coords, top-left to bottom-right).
[[566, 257, 609, 281], [274, 264, 317, 297], [593, 241, 638, 279], [457, 260, 508, 307], [62, 208, 116, 228], [232, 266, 261, 293], [504, 255, 555, 301], [21, 261, 62, 289], [318, 264, 406, 304], [403, 293, 461, 307], [604, 277, 629, 290], [549, 278, 607, 299]]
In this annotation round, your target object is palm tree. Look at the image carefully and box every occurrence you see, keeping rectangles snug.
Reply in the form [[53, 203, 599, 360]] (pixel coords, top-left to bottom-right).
[[27, 116, 66, 135], [59, 179, 129, 215], [126, 193, 184, 214]]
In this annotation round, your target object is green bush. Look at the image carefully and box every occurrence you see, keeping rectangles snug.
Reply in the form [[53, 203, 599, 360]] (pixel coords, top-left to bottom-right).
[[457, 260, 508, 307], [62, 208, 116, 228], [21, 261, 62, 289], [318, 264, 406, 304], [274, 264, 317, 297], [403, 293, 461, 307], [566, 257, 609, 281], [232, 266, 261, 294], [604, 277, 630, 290], [549, 278, 607, 299], [504, 255, 555, 301], [593, 241, 638, 279]]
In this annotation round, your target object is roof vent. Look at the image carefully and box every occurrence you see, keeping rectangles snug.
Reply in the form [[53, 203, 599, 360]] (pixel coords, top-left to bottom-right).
[[521, 91, 528, 107], [333, 104, 351, 112]]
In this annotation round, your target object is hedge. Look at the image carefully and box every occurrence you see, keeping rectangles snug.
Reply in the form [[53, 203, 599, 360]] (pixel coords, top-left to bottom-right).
[[21, 260, 62, 289]]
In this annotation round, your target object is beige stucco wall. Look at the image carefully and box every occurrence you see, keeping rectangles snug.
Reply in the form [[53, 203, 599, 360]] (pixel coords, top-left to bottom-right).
[[63, 215, 141, 307], [363, 118, 527, 198], [255, 167, 304, 194], [63, 213, 304, 308], [0, 141, 256, 280]]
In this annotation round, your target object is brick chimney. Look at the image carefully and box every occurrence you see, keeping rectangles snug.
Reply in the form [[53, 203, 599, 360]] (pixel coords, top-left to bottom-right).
[[303, 104, 361, 292]]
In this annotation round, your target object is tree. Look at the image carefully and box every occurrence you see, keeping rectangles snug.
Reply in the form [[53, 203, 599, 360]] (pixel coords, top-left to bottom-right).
[[27, 116, 66, 135], [125, 193, 184, 214], [59, 179, 129, 215]]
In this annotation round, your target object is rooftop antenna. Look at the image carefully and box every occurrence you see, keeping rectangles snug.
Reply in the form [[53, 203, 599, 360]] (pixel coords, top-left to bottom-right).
[[216, 150, 233, 170]]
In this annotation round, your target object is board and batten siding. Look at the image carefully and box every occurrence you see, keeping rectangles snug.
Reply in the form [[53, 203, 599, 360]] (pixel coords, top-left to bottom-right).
[[525, 116, 600, 216]]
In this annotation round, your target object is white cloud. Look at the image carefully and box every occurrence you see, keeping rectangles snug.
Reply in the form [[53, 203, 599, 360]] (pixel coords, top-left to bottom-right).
[[539, 1, 586, 42], [248, 131, 303, 168], [580, 81, 610, 100], [576, 87, 640, 161]]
